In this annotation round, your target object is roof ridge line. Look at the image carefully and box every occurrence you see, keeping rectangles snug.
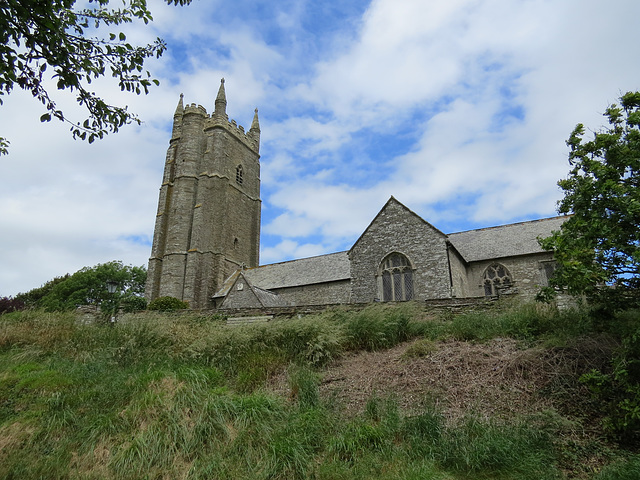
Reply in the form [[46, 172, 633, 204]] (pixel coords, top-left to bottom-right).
[[447, 215, 569, 235]]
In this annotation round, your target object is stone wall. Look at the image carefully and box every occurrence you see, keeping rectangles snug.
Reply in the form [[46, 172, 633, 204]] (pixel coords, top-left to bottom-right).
[[146, 85, 261, 310], [349, 198, 452, 303], [218, 296, 502, 320], [464, 252, 555, 299], [269, 279, 352, 306], [447, 245, 470, 297]]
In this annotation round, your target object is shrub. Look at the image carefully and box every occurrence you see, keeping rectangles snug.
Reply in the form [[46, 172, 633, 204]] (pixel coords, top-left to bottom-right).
[[0, 296, 25, 315], [121, 295, 148, 312], [580, 321, 640, 442], [148, 296, 188, 311]]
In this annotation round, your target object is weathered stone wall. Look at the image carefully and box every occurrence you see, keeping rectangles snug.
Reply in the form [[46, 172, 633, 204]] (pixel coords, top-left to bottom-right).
[[270, 280, 352, 306], [447, 245, 470, 297], [349, 199, 452, 303], [218, 296, 502, 319], [464, 252, 555, 298], [146, 84, 261, 310], [221, 275, 262, 309]]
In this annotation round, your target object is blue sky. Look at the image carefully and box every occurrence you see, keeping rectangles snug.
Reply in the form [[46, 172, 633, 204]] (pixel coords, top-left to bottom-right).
[[1, 0, 640, 296]]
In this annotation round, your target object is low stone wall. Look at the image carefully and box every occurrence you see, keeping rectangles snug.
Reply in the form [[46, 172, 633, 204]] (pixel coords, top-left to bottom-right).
[[73, 293, 528, 323], [218, 295, 501, 320]]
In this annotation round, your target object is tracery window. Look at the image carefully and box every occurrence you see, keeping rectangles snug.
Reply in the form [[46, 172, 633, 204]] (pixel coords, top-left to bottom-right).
[[379, 253, 414, 302], [235, 164, 244, 185], [483, 263, 512, 296]]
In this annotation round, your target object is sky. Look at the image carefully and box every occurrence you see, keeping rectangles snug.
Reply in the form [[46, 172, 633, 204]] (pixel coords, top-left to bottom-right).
[[1, 0, 639, 297]]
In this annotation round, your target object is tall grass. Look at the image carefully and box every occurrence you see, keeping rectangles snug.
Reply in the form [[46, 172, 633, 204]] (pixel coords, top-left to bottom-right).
[[0, 302, 636, 478], [448, 301, 596, 343]]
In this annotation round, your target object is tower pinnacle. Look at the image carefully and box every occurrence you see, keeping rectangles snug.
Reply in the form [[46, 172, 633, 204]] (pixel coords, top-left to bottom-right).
[[214, 78, 227, 116], [174, 93, 184, 116], [171, 93, 185, 138], [250, 108, 260, 132]]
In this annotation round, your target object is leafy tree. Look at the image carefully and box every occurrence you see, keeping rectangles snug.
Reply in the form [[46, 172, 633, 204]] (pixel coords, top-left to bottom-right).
[[14, 273, 70, 307], [0, 296, 26, 315], [540, 92, 640, 308], [16, 261, 147, 312], [0, 0, 192, 154]]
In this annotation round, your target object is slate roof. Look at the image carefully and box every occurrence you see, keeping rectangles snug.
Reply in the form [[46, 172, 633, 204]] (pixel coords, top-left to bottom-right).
[[213, 251, 350, 298], [447, 216, 568, 262], [252, 286, 285, 307], [212, 206, 568, 299]]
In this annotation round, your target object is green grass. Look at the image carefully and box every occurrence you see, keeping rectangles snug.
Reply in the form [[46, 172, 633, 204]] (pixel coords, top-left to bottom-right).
[[0, 302, 638, 478]]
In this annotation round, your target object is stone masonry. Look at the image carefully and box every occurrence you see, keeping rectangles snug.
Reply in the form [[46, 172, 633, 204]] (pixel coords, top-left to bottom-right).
[[349, 198, 452, 302], [145, 79, 261, 309], [146, 82, 567, 311]]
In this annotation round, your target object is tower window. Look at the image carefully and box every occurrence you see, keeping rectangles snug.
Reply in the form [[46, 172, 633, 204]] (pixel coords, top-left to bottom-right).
[[483, 263, 512, 296], [235, 165, 243, 185], [379, 253, 414, 302]]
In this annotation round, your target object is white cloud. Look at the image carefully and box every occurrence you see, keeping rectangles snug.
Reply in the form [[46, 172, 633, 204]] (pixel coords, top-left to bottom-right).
[[2, 0, 640, 296]]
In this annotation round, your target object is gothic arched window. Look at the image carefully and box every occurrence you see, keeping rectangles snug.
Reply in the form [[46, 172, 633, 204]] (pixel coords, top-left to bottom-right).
[[235, 164, 244, 185], [483, 263, 512, 296], [379, 253, 414, 302]]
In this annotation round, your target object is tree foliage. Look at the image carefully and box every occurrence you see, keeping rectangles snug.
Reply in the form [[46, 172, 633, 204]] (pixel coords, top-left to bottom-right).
[[147, 295, 188, 311], [0, 296, 26, 315], [0, 0, 191, 154], [16, 260, 147, 312], [540, 92, 640, 307]]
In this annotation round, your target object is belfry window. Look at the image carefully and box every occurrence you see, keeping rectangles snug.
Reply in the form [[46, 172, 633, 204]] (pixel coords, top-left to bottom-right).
[[235, 165, 243, 185], [483, 263, 512, 296], [379, 253, 414, 302]]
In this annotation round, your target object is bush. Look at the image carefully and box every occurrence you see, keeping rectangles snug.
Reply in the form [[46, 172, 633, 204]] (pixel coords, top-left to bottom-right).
[[121, 295, 147, 312], [580, 321, 640, 442], [148, 296, 189, 311], [15, 261, 147, 312], [0, 297, 25, 315]]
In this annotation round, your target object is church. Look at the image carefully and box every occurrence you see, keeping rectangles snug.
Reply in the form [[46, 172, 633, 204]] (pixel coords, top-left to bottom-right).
[[145, 80, 565, 310]]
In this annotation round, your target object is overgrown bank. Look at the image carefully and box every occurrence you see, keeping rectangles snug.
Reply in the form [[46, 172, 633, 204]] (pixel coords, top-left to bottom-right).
[[0, 302, 638, 479]]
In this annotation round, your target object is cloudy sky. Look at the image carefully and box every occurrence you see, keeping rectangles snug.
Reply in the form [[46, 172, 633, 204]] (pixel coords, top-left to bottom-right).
[[1, 0, 639, 296]]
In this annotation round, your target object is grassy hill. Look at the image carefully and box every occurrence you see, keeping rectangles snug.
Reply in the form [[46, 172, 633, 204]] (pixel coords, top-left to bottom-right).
[[1, 302, 639, 479]]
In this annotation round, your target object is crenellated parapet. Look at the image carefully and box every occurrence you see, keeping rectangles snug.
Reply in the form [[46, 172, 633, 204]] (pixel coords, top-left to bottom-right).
[[170, 79, 259, 155], [204, 114, 260, 154], [171, 100, 259, 154], [183, 103, 208, 116]]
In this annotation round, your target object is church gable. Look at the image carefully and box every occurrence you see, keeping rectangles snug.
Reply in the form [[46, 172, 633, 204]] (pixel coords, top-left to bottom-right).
[[220, 273, 284, 309], [349, 197, 452, 303]]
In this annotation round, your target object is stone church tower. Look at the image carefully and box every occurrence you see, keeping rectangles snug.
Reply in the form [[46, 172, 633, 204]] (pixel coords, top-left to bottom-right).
[[145, 79, 261, 309]]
